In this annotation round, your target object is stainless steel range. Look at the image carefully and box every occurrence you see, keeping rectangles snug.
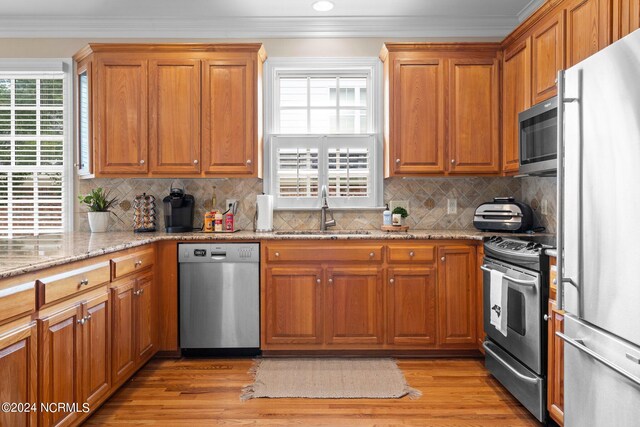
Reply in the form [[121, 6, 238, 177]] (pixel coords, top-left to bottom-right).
[[481, 236, 552, 422]]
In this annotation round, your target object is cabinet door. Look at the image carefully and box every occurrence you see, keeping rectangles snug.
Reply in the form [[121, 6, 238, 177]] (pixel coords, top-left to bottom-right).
[[96, 58, 148, 174], [387, 267, 436, 347], [202, 58, 256, 176], [264, 267, 323, 346], [502, 38, 531, 173], [565, 0, 605, 67], [547, 300, 565, 426], [612, 0, 640, 41], [325, 267, 383, 345], [134, 273, 155, 363], [111, 279, 136, 385], [39, 303, 83, 427], [532, 11, 565, 104], [391, 58, 446, 175], [0, 322, 37, 427], [149, 59, 201, 174], [76, 59, 93, 177], [437, 246, 476, 347], [448, 58, 500, 173], [82, 292, 110, 408]]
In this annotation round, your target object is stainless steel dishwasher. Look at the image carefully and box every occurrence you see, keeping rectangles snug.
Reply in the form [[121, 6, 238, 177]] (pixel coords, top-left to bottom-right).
[[179, 243, 259, 355]]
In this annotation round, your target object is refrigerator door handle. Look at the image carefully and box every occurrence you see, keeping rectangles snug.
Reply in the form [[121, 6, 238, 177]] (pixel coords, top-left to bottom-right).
[[557, 331, 640, 387], [556, 69, 581, 311]]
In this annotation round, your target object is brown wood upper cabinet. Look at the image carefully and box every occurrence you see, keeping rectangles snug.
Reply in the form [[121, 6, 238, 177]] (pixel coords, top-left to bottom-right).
[[380, 43, 501, 177], [73, 44, 265, 178], [565, 0, 609, 67], [531, 10, 565, 104], [612, 0, 640, 41]]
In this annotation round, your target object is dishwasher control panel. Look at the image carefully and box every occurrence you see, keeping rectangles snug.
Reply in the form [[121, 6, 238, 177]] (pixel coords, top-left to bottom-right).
[[179, 243, 260, 263]]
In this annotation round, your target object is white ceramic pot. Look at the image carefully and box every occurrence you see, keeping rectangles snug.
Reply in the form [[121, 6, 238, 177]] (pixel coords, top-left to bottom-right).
[[392, 213, 404, 226], [88, 211, 110, 233]]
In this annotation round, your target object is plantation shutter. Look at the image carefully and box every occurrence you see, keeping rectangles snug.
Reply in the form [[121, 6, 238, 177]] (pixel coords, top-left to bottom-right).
[[0, 74, 66, 237]]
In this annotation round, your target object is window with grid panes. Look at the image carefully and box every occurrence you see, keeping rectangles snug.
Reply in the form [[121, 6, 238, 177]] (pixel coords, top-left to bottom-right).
[[0, 74, 66, 237], [268, 61, 381, 209]]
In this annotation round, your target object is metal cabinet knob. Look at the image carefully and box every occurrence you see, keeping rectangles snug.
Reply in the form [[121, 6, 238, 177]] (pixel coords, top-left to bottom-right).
[[451, 159, 455, 164], [77, 318, 86, 325], [79, 279, 89, 287], [139, 159, 145, 165], [553, 278, 557, 285], [246, 159, 252, 165], [369, 252, 375, 257], [389, 278, 395, 284], [328, 278, 333, 284], [275, 252, 280, 257], [193, 159, 199, 164], [135, 260, 143, 267], [316, 278, 321, 284], [395, 158, 400, 163], [441, 256, 445, 262], [409, 251, 415, 257], [86, 314, 92, 321], [134, 289, 141, 296], [544, 314, 549, 321]]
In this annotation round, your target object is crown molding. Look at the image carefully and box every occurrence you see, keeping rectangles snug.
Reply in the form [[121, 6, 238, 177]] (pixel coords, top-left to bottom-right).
[[517, 0, 546, 22], [0, 15, 519, 38]]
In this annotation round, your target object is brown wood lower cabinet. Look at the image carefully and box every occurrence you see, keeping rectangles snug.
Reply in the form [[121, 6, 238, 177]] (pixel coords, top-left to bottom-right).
[[548, 300, 565, 425], [81, 292, 111, 410], [325, 267, 384, 346], [437, 246, 477, 347], [262, 241, 480, 352], [0, 321, 37, 427], [387, 267, 437, 346]]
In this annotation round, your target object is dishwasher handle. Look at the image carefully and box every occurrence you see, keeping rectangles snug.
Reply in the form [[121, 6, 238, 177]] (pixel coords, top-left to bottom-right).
[[210, 251, 227, 260]]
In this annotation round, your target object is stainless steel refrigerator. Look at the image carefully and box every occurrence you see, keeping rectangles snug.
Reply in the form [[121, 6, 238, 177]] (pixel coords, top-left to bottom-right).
[[557, 29, 640, 426]]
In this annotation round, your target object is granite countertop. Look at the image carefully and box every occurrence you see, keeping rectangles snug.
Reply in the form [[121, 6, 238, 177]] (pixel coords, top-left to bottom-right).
[[0, 229, 550, 280]]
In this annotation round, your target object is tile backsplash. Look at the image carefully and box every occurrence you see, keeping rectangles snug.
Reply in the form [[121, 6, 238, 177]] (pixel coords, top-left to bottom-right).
[[520, 176, 557, 234], [75, 176, 530, 233]]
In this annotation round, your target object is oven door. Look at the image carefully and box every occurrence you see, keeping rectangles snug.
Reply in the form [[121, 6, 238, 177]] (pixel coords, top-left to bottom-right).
[[482, 258, 543, 374]]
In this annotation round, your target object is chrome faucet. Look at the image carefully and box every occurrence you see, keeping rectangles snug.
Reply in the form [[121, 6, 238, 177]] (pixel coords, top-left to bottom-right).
[[320, 185, 336, 231]]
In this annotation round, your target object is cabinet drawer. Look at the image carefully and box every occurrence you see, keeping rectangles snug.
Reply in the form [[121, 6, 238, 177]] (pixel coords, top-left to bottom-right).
[[37, 261, 110, 307], [266, 245, 383, 263], [0, 281, 36, 324], [387, 244, 435, 263], [111, 248, 155, 279]]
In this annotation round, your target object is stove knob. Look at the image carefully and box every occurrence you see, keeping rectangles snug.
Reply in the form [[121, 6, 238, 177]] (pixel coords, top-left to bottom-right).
[[496, 237, 503, 243], [534, 243, 543, 249]]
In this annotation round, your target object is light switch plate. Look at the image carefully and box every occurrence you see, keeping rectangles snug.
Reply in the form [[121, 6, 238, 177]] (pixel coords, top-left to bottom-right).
[[389, 200, 409, 215], [447, 198, 457, 214], [541, 199, 549, 215]]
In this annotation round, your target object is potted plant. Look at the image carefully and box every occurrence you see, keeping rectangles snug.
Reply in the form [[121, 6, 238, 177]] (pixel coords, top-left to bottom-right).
[[392, 207, 408, 226], [78, 187, 119, 233]]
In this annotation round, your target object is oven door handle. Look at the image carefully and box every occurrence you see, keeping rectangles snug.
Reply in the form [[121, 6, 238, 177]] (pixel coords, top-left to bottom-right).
[[483, 341, 539, 384], [480, 265, 537, 288]]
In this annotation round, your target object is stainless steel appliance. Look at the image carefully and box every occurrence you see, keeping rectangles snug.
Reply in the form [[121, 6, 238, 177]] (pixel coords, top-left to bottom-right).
[[518, 96, 557, 176], [557, 29, 640, 427], [482, 236, 552, 422], [179, 243, 260, 355], [473, 197, 534, 232]]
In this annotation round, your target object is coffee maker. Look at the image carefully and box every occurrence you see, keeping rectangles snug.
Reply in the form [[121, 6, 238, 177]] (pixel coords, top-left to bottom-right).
[[163, 186, 195, 233]]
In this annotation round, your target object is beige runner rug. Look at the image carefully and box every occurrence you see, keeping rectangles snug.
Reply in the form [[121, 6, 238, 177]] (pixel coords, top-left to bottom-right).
[[241, 358, 421, 401]]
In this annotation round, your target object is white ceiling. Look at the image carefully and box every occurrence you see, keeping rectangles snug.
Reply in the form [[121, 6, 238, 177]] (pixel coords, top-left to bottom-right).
[[0, 0, 544, 38]]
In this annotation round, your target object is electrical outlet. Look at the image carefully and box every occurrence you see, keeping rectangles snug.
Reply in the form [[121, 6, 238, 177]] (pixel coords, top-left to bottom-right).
[[389, 200, 409, 215], [225, 199, 238, 211], [447, 198, 457, 214], [541, 199, 548, 215]]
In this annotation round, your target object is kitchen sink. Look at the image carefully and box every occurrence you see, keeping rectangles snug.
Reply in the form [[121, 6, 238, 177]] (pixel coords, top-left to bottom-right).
[[274, 230, 372, 236]]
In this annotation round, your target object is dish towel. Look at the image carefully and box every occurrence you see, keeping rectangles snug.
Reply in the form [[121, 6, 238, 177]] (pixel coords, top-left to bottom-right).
[[489, 269, 508, 337]]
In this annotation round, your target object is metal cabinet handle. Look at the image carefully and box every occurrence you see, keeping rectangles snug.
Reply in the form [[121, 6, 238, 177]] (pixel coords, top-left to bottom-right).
[[557, 331, 640, 387], [389, 278, 395, 284], [409, 251, 415, 257], [79, 278, 89, 287], [193, 159, 199, 164], [139, 159, 145, 165]]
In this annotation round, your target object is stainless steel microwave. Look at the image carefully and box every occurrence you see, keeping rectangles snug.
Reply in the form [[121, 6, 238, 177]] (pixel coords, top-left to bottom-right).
[[518, 97, 557, 176]]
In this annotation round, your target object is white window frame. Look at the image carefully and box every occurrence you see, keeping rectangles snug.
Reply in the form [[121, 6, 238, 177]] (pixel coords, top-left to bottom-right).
[[0, 59, 74, 237], [264, 57, 383, 210]]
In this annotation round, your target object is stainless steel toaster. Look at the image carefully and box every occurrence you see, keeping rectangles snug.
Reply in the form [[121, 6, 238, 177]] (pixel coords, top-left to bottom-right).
[[473, 197, 534, 232]]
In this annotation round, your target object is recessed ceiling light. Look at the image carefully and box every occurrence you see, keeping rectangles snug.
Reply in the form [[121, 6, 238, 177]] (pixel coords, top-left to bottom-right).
[[312, 1, 334, 12]]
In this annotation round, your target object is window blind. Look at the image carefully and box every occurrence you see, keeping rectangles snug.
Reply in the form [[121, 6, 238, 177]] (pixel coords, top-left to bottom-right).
[[0, 75, 66, 237]]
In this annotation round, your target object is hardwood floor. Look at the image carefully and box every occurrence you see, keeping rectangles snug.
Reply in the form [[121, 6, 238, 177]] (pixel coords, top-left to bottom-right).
[[84, 357, 539, 426]]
